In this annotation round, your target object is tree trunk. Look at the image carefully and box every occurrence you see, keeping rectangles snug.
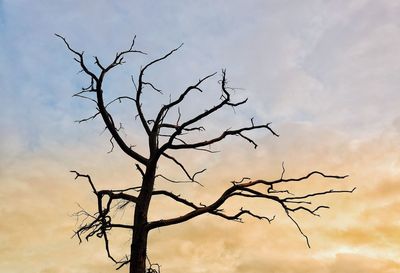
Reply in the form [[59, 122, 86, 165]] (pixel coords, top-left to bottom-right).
[[129, 161, 157, 273], [129, 227, 148, 273]]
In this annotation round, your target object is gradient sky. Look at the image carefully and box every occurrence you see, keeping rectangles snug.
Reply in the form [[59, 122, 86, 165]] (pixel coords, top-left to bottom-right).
[[1, 1, 400, 272]]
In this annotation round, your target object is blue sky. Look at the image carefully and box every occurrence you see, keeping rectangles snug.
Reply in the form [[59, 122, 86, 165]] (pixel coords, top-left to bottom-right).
[[1, 1, 399, 159]]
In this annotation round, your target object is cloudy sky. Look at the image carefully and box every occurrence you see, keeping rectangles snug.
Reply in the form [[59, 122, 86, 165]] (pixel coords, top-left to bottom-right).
[[1, 1, 400, 272]]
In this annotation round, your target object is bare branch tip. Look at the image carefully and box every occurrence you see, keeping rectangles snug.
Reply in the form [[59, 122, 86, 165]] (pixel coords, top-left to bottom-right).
[[70, 170, 79, 179]]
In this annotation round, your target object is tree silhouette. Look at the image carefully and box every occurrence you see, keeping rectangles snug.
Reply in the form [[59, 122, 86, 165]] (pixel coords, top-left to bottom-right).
[[57, 34, 355, 273]]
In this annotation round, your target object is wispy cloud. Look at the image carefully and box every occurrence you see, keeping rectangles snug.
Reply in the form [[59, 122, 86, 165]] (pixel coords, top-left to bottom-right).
[[1, 1, 399, 272]]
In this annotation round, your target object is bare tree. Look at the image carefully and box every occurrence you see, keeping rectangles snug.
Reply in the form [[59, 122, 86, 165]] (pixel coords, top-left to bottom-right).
[[57, 34, 355, 273]]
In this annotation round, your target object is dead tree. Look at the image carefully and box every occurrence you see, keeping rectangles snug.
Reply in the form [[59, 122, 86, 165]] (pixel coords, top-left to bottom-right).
[[57, 34, 355, 273]]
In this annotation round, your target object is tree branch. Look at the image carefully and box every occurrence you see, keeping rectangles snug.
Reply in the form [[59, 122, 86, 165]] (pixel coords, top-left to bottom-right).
[[70, 171, 136, 267], [56, 34, 149, 165], [167, 122, 277, 150], [147, 170, 353, 248], [55, 34, 98, 81], [153, 72, 216, 131], [159, 70, 278, 153], [161, 152, 206, 184], [135, 44, 184, 136]]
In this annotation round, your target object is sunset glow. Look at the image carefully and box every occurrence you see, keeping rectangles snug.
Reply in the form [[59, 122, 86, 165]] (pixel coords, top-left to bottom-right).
[[1, 1, 399, 272]]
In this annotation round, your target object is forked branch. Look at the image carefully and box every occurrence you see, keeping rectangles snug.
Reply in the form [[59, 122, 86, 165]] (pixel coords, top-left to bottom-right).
[[148, 170, 354, 247], [56, 34, 148, 165], [158, 70, 278, 154], [70, 171, 137, 268]]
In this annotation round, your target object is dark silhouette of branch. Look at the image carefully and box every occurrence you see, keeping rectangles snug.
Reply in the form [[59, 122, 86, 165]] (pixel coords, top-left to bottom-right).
[[161, 152, 206, 185], [70, 171, 137, 268], [56, 34, 148, 165], [153, 72, 216, 129], [158, 70, 278, 154], [155, 174, 204, 186], [147, 171, 354, 247]]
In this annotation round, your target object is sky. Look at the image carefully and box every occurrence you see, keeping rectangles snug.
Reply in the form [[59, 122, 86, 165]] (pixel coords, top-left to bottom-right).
[[0, 0, 399, 272]]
